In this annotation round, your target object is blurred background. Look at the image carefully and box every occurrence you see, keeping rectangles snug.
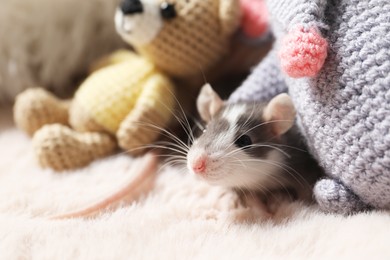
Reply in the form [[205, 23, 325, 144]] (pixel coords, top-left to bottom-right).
[[0, 0, 124, 104]]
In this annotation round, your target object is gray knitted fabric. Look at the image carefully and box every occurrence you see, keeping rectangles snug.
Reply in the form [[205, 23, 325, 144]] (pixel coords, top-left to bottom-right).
[[230, 0, 390, 214], [229, 50, 288, 102]]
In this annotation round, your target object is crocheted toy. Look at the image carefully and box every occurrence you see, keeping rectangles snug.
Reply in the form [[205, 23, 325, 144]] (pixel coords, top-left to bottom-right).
[[14, 0, 268, 171], [230, 0, 390, 214]]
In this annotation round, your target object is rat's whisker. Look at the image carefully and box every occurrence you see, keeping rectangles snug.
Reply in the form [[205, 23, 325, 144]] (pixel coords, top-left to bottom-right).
[[222, 146, 250, 158], [162, 160, 186, 170], [145, 144, 188, 156], [238, 158, 310, 190], [247, 144, 291, 159], [242, 102, 257, 130], [156, 154, 187, 162], [230, 155, 247, 168], [229, 157, 277, 194], [225, 143, 291, 162], [231, 119, 296, 150], [235, 162, 294, 201], [263, 143, 308, 153], [160, 153, 187, 161], [166, 158, 187, 166], [192, 117, 206, 131], [133, 121, 189, 150], [164, 154, 187, 163], [225, 120, 277, 152], [154, 140, 189, 154], [122, 143, 187, 157], [172, 109, 195, 144], [138, 90, 192, 144], [160, 86, 196, 144]]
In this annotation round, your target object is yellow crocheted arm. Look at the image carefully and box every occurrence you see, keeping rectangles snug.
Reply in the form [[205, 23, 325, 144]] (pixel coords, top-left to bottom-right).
[[74, 55, 156, 134], [116, 73, 176, 155]]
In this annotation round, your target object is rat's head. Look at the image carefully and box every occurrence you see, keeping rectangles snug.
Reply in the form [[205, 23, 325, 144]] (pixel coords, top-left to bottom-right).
[[115, 0, 240, 78], [187, 84, 296, 190]]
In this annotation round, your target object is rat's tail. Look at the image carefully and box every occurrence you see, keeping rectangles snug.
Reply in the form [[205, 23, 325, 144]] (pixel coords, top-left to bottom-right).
[[49, 152, 158, 220]]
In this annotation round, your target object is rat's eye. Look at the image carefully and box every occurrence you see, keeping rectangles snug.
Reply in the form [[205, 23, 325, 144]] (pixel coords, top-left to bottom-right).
[[235, 135, 252, 149], [160, 2, 177, 19]]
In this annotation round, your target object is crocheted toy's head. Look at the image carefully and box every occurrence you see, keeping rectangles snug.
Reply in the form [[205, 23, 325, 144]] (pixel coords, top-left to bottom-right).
[[115, 0, 241, 78]]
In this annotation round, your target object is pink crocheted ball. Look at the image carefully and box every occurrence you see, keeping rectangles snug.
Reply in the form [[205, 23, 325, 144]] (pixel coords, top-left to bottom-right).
[[240, 0, 268, 38], [279, 27, 328, 78]]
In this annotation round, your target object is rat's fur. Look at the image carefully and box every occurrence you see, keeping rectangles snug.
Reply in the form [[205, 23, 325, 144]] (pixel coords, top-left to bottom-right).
[[187, 85, 323, 202]]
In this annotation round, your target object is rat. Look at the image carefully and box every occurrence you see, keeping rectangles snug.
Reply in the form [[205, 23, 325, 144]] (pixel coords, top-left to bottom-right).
[[187, 84, 323, 206], [50, 84, 322, 219]]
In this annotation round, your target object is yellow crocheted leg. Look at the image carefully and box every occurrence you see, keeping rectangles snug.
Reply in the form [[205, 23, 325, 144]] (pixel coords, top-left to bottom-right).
[[33, 124, 117, 171], [117, 74, 176, 155], [14, 88, 70, 136]]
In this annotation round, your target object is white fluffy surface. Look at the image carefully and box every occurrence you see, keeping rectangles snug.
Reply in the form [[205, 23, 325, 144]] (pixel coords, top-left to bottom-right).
[[1, 107, 390, 259], [0, 0, 124, 103]]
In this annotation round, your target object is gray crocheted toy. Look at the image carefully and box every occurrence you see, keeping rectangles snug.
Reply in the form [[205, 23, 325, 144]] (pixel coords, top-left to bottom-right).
[[230, 0, 390, 214]]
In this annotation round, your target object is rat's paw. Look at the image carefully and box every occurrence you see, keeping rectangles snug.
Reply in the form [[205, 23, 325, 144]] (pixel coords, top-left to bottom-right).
[[314, 179, 370, 215], [14, 88, 69, 136], [33, 124, 116, 171], [279, 27, 328, 78]]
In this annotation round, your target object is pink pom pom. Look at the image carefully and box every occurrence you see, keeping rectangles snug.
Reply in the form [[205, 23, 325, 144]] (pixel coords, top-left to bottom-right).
[[279, 27, 328, 78], [240, 0, 268, 38]]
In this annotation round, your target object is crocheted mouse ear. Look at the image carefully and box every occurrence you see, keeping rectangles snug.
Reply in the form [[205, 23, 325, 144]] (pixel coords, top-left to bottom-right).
[[239, 0, 269, 38], [279, 26, 328, 78]]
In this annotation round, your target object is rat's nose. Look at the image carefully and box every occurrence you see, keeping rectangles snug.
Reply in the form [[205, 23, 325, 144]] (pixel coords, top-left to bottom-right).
[[192, 156, 207, 175], [120, 0, 143, 15]]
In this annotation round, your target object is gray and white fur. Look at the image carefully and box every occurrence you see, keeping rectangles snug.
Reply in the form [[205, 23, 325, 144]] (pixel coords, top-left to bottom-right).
[[187, 84, 323, 201]]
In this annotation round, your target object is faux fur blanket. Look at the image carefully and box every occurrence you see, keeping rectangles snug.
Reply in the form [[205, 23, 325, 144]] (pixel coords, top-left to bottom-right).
[[0, 107, 389, 259]]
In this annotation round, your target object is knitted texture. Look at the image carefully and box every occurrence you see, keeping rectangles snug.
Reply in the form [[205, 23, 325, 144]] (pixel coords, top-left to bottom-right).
[[74, 53, 157, 134], [229, 50, 288, 103], [69, 101, 106, 133], [14, 88, 70, 136], [117, 73, 176, 155], [119, 0, 241, 78], [268, 0, 328, 78], [14, 0, 246, 171], [279, 27, 328, 78], [230, 0, 390, 214], [314, 179, 371, 215], [33, 124, 116, 171]]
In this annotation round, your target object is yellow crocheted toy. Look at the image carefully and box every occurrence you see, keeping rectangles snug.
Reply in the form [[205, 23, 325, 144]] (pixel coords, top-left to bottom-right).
[[13, 0, 263, 171]]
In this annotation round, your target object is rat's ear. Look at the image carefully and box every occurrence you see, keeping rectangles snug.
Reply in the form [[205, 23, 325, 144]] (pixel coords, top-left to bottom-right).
[[197, 83, 224, 122], [219, 0, 241, 36], [263, 93, 296, 136]]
